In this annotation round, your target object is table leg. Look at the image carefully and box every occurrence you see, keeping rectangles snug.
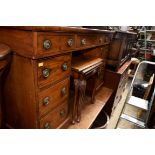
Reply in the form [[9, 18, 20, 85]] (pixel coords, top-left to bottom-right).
[[91, 74, 98, 104], [72, 79, 79, 124], [77, 79, 86, 122]]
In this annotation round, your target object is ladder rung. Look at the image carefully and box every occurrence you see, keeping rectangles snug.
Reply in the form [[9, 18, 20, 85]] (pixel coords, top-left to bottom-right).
[[120, 114, 145, 128], [127, 96, 149, 111]]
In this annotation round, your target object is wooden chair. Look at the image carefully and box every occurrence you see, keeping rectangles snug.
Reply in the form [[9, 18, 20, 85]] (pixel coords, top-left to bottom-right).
[[0, 43, 11, 128]]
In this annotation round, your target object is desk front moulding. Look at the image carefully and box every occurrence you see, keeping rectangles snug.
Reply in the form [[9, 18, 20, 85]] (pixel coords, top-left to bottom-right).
[[0, 26, 115, 129]]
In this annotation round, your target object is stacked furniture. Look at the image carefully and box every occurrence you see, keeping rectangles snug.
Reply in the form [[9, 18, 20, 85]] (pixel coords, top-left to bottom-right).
[[103, 31, 137, 117], [107, 31, 137, 71]]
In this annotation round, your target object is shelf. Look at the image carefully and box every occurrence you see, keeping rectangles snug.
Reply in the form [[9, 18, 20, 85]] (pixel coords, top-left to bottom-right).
[[140, 48, 150, 51], [68, 86, 113, 129], [139, 30, 155, 33], [138, 39, 155, 42]]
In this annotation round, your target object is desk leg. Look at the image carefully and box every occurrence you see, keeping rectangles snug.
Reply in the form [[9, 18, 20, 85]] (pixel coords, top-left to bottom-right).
[[91, 74, 98, 104], [72, 78, 86, 124]]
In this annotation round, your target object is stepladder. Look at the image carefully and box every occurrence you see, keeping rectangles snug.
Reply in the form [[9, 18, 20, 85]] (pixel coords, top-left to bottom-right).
[[116, 61, 155, 129]]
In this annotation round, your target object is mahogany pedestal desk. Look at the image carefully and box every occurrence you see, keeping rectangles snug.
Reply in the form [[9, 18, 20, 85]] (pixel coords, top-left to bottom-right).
[[0, 26, 114, 129]]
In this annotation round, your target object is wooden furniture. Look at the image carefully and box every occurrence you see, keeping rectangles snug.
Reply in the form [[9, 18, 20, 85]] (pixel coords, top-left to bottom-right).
[[0, 44, 11, 128], [0, 26, 114, 129], [107, 31, 137, 71], [104, 60, 131, 116], [71, 57, 103, 123], [68, 87, 113, 129]]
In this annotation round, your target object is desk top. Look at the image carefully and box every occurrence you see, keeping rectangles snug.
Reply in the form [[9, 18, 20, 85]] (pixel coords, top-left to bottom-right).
[[1, 26, 114, 34]]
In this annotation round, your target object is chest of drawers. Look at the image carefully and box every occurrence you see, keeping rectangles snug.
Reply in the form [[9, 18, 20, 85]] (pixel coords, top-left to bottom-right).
[[103, 60, 131, 116], [0, 26, 114, 128]]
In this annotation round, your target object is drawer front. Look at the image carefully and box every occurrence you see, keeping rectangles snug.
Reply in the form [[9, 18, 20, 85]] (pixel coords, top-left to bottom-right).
[[37, 54, 71, 88], [37, 33, 76, 56], [76, 35, 98, 48], [98, 35, 110, 44], [39, 78, 70, 117], [40, 101, 68, 129]]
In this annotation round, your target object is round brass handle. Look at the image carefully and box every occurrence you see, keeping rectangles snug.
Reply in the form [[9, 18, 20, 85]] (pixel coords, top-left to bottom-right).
[[60, 108, 65, 117], [81, 38, 86, 45], [61, 87, 66, 96], [67, 39, 73, 47], [62, 63, 68, 71], [43, 40, 51, 50], [43, 96, 50, 106], [42, 68, 50, 78], [44, 122, 50, 129]]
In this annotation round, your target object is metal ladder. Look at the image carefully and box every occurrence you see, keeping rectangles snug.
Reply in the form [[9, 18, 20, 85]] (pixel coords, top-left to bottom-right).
[[116, 61, 155, 129]]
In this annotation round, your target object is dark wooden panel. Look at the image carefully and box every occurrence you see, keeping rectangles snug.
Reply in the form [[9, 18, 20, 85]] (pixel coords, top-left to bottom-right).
[[3, 54, 37, 129]]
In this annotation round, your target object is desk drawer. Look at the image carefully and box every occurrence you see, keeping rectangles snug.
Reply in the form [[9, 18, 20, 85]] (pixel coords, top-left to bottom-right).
[[40, 101, 68, 129], [76, 35, 98, 48], [37, 33, 76, 56], [38, 78, 70, 117], [37, 54, 71, 88], [98, 35, 110, 44]]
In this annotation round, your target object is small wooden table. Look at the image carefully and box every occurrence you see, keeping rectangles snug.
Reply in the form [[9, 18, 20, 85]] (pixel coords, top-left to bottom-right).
[[71, 57, 103, 124]]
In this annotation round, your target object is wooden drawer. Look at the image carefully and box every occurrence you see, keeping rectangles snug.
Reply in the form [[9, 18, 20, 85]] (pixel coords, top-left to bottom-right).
[[38, 78, 70, 117], [40, 101, 68, 129], [37, 54, 71, 88], [98, 35, 110, 44], [37, 33, 76, 56], [76, 35, 98, 48]]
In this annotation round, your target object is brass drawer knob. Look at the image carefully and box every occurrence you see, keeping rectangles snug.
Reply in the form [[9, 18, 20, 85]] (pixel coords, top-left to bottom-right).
[[42, 68, 50, 78], [61, 87, 66, 96], [67, 39, 73, 47], [43, 96, 50, 106], [62, 63, 68, 71], [81, 38, 86, 45], [43, 40, 51, 50], [60, 108, 65, 117], [44, 122, 50, 129]]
